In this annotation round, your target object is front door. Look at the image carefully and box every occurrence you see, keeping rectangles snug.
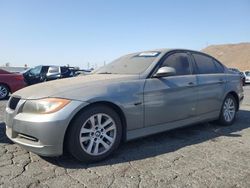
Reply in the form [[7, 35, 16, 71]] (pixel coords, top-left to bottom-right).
[[144, 52, 198, 127]]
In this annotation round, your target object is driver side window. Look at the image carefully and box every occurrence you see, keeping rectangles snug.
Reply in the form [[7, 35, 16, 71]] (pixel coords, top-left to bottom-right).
[[161, 52, 191, 76], [29, 66, 42, 76]]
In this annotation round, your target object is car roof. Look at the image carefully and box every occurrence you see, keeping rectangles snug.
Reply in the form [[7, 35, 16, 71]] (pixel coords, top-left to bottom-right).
[[34, 65, 69, 68], [133, 48, 214, 56]]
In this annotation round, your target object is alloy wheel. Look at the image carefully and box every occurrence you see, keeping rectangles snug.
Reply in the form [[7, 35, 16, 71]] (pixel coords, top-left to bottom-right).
[[223, 97, 236, 122], [79, 113, 117, 156], [0, 85, 8, 99]]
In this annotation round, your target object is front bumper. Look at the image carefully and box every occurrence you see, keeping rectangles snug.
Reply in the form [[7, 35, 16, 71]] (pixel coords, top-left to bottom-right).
[[5, 98, 88, 156], [245, 79, 250, 83]]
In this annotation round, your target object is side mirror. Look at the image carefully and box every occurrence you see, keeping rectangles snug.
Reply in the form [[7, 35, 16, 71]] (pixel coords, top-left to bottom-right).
[[154, 66, 176, 77]]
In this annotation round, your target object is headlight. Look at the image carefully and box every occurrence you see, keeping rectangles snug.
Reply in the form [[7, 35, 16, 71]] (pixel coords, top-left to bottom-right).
[[22, 98, 70, 114]]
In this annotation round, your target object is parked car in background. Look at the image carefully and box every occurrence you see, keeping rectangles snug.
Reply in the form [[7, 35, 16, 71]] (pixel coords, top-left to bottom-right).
[[0, 66, 29, 73], [5, 49, 243, 162], [228, 68, 245, 86], [243, 71, 250, 84], [0, 69, 26, 99], [23, 65, 75, 85], [74, 69, 92, 76]]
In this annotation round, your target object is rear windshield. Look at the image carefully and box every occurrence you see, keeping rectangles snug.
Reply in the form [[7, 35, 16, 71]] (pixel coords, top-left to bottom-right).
[[95, 52, 160, 74]]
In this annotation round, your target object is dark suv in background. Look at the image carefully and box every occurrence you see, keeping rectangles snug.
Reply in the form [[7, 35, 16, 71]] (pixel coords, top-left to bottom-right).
[[23, 65, 75, 85]]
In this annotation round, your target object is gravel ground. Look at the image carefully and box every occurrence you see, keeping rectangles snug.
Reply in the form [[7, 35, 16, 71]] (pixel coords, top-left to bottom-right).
[[0, 86, 250, 188]]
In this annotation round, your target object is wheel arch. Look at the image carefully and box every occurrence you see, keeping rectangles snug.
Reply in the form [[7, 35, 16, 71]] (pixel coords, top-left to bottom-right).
[[0, 82, 11, 92], [63, 101, 127, 153], [0, 82, 11, 99]]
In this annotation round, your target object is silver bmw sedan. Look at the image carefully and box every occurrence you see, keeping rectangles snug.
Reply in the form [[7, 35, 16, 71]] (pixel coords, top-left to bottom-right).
[[5, 49, 244, 162]]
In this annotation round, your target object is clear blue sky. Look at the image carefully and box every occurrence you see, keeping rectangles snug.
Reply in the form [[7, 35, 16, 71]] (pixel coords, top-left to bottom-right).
[[0, 0, 250, 68]]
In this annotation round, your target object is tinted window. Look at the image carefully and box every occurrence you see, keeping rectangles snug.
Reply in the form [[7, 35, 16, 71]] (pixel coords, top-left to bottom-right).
[[61, 67, 72, 76], [41, 66, 49, 74], [213, 60, 224, 73], [61, 67, 69, 73], [161, 52, 191, 76], [193, 53, 220, 74]]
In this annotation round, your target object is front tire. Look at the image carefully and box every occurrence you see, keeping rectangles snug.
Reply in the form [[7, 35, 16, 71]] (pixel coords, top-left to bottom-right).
[[67, 105, 122, 162], [0, 84, 9, 100], [218, 94, 237, 126]]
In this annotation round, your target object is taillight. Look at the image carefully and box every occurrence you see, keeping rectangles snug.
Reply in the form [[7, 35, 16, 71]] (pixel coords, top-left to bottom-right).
[[15, 75, 24, 81]]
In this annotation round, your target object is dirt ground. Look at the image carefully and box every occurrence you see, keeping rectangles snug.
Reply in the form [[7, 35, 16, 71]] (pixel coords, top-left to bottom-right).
[[0, 86, 250, 188]]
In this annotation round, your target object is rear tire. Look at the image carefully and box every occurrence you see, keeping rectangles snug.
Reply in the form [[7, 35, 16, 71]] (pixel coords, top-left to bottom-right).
[[218, 94, 237, 126], [67, 105, 122, 162], [0, 84, 9, 100]]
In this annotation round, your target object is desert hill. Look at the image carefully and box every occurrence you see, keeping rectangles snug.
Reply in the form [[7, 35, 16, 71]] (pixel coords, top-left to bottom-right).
[[202, 43, 250, 71]]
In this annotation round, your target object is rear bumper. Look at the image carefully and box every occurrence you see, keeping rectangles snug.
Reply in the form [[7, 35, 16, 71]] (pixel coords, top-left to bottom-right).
[[5, 99, 88, 156], [245, 80, 250, 83]]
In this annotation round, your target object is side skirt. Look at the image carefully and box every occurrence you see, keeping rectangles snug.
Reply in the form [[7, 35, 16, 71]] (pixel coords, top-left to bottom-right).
[[126, 111, 220, 141]]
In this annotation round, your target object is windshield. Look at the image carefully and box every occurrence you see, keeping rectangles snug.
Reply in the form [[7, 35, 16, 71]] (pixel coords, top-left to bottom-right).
[[95, 51, 161, 75], [245, 71, 250, 76], [29, 66, 42, 76]]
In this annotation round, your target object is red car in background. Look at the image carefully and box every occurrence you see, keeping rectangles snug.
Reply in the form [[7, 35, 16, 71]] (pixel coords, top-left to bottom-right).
[[0, 69, 27, 99]]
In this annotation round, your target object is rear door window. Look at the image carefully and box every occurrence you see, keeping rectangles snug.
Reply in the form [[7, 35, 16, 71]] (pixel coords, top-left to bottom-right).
[[60, 67, 68, 73], [41, 66, 49, 74], [192, 53, 221, 74], [60, 67, 72, 76], [213, 59, 224, 73]]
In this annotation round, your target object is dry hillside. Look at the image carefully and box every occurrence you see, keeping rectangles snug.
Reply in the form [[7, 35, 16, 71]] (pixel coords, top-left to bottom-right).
[[202, 43, 250, 71]]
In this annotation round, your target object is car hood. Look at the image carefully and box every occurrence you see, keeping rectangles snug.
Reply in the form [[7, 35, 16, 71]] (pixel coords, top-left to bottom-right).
[[13, 74, 139, 100]]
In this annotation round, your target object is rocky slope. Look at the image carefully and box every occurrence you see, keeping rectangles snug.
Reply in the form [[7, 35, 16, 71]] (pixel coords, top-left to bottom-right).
[[202, 43, 250, 71]]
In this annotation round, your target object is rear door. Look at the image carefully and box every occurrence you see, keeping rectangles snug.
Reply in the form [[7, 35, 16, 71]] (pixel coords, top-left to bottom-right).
[[191, 53, 226, 116], [144, 51, 198, 127]]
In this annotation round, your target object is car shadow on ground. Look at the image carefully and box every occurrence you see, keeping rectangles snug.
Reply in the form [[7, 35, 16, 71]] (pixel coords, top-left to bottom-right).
[[1, 109, 250, 169], [0, 123, 13, 144]]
